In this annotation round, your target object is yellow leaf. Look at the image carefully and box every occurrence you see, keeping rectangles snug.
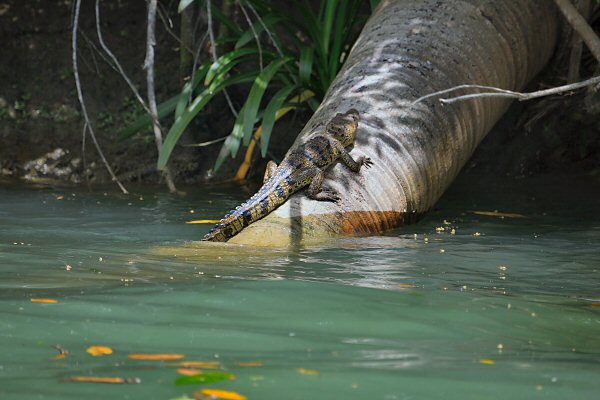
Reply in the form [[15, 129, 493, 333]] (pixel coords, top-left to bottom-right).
[[472, 211, 526, 219], [31, 298, 58, 303], [238, 361, 262, 367], [86, 345, 113, 356], [63, 376, 140, 384], [52, 353, 67, 360], [186, 219, 221, 224], [296, 368, 320, 376], [177, 368, 203, 376], [479, 359, 496, 365], [128, 353, 185, 360], [171, 361, 221, 369], [198, 389, 247, 400]]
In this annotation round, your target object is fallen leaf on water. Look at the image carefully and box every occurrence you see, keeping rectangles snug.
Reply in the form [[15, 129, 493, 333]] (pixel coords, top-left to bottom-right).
[[196, 388, 247, 400], [590, 302, 600, 308], [398, 283, 417, 289], [186, 220, 221, 224], [51, 345, 69, 360], [31, 298, 58, 303], [178, 368, 203, 376], [62, 376, 141, 384], [86, 345, 113, 356], [238, 361, 262, 367], [171, 361, 221, 369], [479, 359, 496, 365], [296, 368, 320, 376], [175, 371, 235, 386], [472, 211, 526, 219], [128, 353, 185, 360]]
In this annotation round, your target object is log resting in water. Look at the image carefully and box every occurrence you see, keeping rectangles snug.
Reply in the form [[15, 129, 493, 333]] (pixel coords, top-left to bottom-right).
[[228, 0, 558, 246]]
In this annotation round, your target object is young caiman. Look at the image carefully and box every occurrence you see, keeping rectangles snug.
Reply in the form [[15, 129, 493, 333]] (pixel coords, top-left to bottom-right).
[[202, 109, 372, 242]]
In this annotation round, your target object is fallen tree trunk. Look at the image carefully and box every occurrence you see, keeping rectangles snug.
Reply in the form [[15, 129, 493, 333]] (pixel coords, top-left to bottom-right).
[[229, 0, 558, 246]]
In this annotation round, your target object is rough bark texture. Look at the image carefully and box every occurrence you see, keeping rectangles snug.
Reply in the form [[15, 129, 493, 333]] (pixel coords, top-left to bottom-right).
[[229, 0, 559, 246]]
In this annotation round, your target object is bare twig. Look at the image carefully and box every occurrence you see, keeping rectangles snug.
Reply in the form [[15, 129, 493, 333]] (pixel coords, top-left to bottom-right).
[[554, 0, 600, 63], [72, 0, 128, 194], [181, 136, 228, 147], [206, 0, 238, 117], [411, 76, 600, 106], [245, 1, 285, 58], [145, 0, 177, 193], [95, 0, 151, 116], [237, 0, 263, 70], [567, 0, 592, 82]]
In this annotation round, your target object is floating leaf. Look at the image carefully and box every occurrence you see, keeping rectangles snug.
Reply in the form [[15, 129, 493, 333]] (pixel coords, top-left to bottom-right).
[[172, 361, 221, 369], [86, 345, 113, 356], [296, 368, 320, 376], [479, 359, 496, 365], [175, 371, 234, 386], [186, 220, 221, 224], [52, 353, 67, 360], [178, 368, 203, 376], [472, 211, 526, 219], [62, 376, 140, 384], [128, 353, 185, 361], [31, 298, 58, 303], [238, 361, 262, 367], [197, 388, 247, 400]]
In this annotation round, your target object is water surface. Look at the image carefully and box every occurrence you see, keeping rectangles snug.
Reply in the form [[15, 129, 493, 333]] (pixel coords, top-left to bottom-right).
[[1, 173, 599, 399]]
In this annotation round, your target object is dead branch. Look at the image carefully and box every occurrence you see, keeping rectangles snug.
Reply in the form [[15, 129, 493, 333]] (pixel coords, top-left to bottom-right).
[[237, 0, 263, 70], [411, 75, 600, 106], [554, 0, 600, 63], [206, 0, 238, 117], [72, 0, 128, 194], [145, 0, 177, 193]]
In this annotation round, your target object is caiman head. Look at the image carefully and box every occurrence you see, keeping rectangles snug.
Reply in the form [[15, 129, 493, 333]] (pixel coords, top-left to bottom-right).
[[326, 108, 360, 147]]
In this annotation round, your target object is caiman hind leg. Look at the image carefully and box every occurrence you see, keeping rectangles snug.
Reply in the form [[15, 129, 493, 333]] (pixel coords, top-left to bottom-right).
[[263, 161, 278, 183], [303, 168, 340, 202]]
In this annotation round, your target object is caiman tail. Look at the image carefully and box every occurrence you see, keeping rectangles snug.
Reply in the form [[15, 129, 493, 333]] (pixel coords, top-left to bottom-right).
[[202, 178, 289, 242]]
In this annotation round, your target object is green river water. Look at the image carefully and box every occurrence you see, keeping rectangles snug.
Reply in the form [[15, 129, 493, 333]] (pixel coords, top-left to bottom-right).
[[1, 173, 599, 400]]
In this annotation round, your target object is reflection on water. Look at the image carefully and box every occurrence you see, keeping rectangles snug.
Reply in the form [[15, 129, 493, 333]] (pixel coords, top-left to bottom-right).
[[0, 173, 599, 400]]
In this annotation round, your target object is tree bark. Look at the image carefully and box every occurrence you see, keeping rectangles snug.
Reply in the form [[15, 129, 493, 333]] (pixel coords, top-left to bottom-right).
[[229, 0, 559, 246]]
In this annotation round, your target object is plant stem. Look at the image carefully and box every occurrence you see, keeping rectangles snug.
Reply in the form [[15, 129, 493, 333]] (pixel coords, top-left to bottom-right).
[[145, 0, 177, 193]]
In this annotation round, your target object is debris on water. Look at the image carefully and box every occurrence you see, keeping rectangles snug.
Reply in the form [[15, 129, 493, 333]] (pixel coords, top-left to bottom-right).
[[86, 345, 113, 356]]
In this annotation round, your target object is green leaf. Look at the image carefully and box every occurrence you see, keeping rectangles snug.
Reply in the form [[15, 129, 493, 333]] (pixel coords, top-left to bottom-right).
[[175, 64, 210, 120], [299, 46, 313, 86], [260, 86, 295, 157], [174, 371, 234, 386], [369, 0, 381, 12], [117, 95, 180, 142], [205, 48, 261, 85], [157, 72, 257, 170], [239, 57, 292, 146]]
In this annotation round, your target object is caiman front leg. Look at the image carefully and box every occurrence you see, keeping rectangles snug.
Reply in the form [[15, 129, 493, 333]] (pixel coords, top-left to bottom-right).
[[333, 141, 373, 172], [263, 160, 278, 183]]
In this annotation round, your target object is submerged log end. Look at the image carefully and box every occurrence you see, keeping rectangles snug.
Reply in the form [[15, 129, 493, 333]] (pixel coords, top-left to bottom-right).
[[228, 198, 421, 246]]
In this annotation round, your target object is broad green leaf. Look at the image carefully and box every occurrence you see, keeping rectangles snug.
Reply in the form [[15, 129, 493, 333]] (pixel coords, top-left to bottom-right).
[[239, 57, 292, 146], [260, 86, 295, 157], [370, 0, 382, 12], [322, 0, 338, 56], [299, 46, 313, 86], [205, 48, 261, 85], [157, 72, 257, 170], [117, 95, 180, 142], [175, 64, 210, 120], [174, 371, 234, 386]]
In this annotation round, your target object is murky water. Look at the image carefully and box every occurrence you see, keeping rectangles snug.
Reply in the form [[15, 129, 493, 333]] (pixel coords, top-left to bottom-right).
[[1, 173, 599, 400]]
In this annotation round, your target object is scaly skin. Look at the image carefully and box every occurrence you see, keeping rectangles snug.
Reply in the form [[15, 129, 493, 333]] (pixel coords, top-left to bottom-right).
[[202, 109, 372, 242]]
